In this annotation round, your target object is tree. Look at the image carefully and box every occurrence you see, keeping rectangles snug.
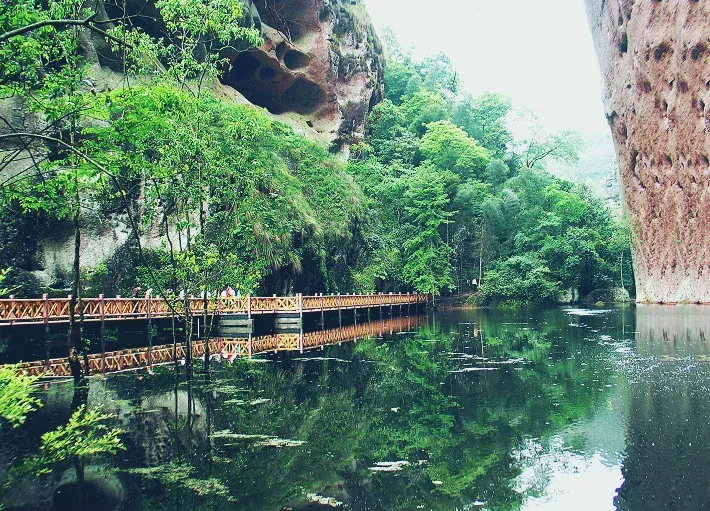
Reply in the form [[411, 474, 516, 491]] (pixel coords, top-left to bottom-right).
[[481, 255, 561, 305], [485, 159, 510, 190], [401, 165, 454, 297], [419, 120, 490, 179], [512, 110, 583, 169], [1, 366, 124, 501], [453, 92, 513, 156]]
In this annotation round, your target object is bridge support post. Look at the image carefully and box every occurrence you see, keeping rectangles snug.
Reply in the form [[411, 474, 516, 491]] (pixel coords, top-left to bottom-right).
[[42, 294, 50, 374], [147, 294, 153, 372], [99, 294, 106, 374]]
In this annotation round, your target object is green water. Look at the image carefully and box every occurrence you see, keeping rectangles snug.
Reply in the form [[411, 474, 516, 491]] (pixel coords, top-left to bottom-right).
[[3, 305, 710, 511]]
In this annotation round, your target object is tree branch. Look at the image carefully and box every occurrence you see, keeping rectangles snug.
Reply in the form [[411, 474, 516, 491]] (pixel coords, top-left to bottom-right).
[[0, 15, 133, 49]]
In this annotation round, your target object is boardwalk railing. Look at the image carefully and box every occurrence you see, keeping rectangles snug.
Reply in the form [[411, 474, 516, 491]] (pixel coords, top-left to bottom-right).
[[0, 293, 427, 326], [14, 315, 422, 377]]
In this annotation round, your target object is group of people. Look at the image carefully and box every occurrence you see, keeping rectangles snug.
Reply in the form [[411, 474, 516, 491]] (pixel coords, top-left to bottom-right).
[[130, 286, 241, 299]]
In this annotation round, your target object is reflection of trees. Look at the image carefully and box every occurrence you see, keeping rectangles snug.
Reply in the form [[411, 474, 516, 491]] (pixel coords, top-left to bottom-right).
[[25, 308, 618, 511]]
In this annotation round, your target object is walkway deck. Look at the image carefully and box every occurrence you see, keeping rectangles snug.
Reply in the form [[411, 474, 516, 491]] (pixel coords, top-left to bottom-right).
[[15, 315, 422, 377], [0, 293, 426, 326]]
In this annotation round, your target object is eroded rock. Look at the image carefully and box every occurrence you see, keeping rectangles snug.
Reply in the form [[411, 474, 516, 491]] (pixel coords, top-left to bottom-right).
[[585, 0, 710, 303], [222, 0, 384, 149]]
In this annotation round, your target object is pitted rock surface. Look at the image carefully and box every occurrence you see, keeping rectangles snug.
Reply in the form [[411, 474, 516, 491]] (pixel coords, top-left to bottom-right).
[[222, 0, 384, 148], [585, 0, 710, 303]]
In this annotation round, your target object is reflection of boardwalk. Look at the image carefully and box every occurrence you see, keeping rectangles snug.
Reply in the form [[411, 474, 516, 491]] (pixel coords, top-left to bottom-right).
[[0, 293, 425, 326], [15, 315, 422, 378]]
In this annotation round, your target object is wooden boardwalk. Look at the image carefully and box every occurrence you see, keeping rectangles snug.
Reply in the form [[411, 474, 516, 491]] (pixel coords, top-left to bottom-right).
[[15, 315, 422, 377], [0, 293, 426, 326]]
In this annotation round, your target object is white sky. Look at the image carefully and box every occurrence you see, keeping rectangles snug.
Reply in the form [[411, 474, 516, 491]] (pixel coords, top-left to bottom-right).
[[364, 0, 610, 139]]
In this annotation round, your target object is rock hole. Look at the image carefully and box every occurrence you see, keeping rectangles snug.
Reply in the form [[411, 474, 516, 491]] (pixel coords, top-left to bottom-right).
[[638, 80, 652, 94], [691, 43, 707, 61], [662, 99, 669, 112], [275, 42, 288, 61], [283, 49, 310, 70], [282, 79, 325, 115], [618, 33, 628, 54], [653, 42, 672, 61], [259, 67, 276, 81], [699, 154, 710, 167], [228, 52, 262, 81], [700, 99, 705, 112], [618, 124, 628, 140], [306, 120, 314, 128]]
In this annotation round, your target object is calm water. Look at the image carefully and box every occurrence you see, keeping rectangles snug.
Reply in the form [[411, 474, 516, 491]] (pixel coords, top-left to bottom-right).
[[3, 305, 710, 510]]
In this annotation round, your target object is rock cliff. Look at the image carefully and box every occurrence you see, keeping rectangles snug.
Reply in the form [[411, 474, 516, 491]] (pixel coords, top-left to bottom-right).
[[585, 0, 710, 303], [0, 0, 384, 292], [221, 0, 384, 149]]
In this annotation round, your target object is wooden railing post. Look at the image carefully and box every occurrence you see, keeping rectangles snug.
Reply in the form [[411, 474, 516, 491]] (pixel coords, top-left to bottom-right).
[[42, 294, 49, 324], [337, 293, 342, 327]]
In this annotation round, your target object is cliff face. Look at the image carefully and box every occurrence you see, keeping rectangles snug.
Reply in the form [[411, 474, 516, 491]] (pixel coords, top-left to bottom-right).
[[221, 0, 384, 148], [0, 0, 384, 292], [585, 0, 710, 303]]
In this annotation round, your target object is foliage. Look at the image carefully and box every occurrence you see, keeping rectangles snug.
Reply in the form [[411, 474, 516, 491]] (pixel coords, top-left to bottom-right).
[[4, 405, 124, 494], [0, 1, 634, 304], [0, 366, 40, 428], [349, 34, 634, 302], [419, 120, 490, 180], [481, 255, 561, 305], [401, 165, 454, 295]]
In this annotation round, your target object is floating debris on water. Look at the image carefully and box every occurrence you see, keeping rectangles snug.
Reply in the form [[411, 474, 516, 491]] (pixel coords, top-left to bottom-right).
[[293, 357, 352, 363], [254, 438, 305, 447], [449, 367, 499, 373], [563, 308, 608, 316], [222, 398, 271, 406], [306, 493, 344, 508], [482, 358, 529, 365], [210, 430, 303, 447], [369, 460, 410, 472], [210, 430, 271, 440]]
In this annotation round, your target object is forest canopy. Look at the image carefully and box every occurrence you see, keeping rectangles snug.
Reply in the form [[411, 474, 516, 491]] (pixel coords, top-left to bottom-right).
[[0, 2, 633, 305]]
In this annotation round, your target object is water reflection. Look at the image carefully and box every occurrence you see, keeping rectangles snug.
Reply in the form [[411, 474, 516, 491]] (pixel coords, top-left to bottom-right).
[[616, 305, 710, 511], [4, 305, 710, 510]]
